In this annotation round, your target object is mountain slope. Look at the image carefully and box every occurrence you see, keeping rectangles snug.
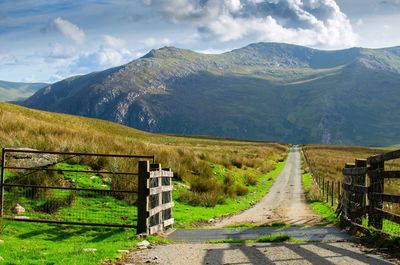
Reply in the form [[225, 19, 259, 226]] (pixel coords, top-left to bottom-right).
[[22, 42, 400, 146], [0, 80, 48, 102]]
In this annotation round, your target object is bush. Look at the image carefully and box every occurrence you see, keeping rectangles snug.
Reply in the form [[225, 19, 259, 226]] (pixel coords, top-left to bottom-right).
[[244, 175, 258, 186], [235, 183, 249, 196], [179, 190, 225, 207], [38, 192, 76, 214]]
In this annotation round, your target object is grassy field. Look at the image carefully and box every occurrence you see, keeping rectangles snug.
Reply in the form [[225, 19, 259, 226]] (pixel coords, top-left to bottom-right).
[[0, 102, 289, 264]]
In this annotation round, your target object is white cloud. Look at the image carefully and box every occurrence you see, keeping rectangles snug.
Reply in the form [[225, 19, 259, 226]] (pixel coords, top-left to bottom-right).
[[145, 0, 358, 48], [142, 37, 172, 47], [52, 17, 86, 45], [101, 35, 126, 49]]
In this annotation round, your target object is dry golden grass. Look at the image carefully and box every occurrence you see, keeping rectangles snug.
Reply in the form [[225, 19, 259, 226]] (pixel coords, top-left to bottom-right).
[[0, 102, 288, 206], [303, 144, 400, 214]]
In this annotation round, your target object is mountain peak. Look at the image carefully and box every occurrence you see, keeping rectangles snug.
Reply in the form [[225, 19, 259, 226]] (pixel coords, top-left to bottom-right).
[[142, 46, 201, 59]]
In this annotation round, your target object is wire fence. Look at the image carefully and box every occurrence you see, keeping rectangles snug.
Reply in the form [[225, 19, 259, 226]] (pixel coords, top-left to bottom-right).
[[1, 148, 154, 228]]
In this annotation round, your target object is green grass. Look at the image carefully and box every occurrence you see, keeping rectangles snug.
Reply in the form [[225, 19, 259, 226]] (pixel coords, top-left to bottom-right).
[[0, 221, 165, 265], [256, 234, 291, 243], [223, 222, 290, 229], [207, 233, 300, 244], [308, 202, 337, 223], [302, 173, 312, 192], [301, 173, 337, 224], [173, 161, 285, 227], [207, 238, 248, 244]]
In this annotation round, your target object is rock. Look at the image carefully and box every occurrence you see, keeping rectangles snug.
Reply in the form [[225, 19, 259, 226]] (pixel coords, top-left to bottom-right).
[[137, 240, 150, 249], [207, 218, 215, 223], [14, 216, 29, 220], [12, 203, 25, 214], [117, 250, 129, 254], [90, 176, 98, 179], [82, 248, 97, 252]]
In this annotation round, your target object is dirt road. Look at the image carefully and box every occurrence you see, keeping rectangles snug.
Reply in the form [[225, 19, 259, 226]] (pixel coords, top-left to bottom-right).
[[122, 146, 397, 265], [213, 146, 321, 227]]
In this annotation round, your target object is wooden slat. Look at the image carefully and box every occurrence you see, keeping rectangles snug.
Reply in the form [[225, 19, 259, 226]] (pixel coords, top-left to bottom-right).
[[342, 183, 369, 193], [149, 224, 163, 234], [149, 186, 173, 195], [163, 218, 174, 227], [381, 171, 400, 179], [342, 167, 366, 176], [147, 202, 174, 216], [373, 208, 400, 224], [370, 193, 400, 204], [368, 150, 400, 164], [149, 170, 174, 178]]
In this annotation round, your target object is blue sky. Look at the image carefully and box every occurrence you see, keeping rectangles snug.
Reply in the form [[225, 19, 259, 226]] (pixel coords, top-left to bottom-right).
[[0, 0, 399, 83]]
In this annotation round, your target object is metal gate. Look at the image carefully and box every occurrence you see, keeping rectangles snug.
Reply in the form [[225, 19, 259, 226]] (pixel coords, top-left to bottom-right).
[[0, 148, 154, 228]]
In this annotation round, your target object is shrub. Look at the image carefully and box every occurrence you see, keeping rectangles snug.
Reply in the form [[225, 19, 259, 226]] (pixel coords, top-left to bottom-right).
[[38, 192, 76, 214], [179, 190, 225, 207], [235, 183, 249, 196], [244, 175, 258, 186]]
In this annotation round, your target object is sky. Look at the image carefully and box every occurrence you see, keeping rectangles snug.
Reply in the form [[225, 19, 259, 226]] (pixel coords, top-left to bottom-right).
[[0, 0, 399, 83]]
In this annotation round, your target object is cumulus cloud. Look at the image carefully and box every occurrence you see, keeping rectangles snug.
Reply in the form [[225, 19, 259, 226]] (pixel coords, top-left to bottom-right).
[[145, 0, 358, 48], [102, 35, 126, 49], [73, 47, 134, 72], [142, 37, 172, 47], [52, 17, 86, 44]]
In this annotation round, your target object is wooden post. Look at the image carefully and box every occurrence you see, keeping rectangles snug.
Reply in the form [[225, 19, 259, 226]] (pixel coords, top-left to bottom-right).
[[337, 181, 341, 204], [0, 148, 5, 217], [322, 178, 325, 197], [326, 181, 329, 203], [137, 161, 150, 234], [369, 161, 384, 230], [331, 181, 334, 207]]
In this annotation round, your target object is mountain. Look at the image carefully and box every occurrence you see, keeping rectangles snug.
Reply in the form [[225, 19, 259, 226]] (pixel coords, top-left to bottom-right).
[[22, 42, 400, 146], [0, 80, 48, 102]]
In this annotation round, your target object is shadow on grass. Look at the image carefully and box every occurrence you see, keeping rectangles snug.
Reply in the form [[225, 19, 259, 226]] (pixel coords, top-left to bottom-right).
[[17, 224, 131, 242]]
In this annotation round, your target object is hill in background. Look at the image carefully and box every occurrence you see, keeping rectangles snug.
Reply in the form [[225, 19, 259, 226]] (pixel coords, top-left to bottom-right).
[[22, 42, 400, 146], [0, 80, 48, 102]]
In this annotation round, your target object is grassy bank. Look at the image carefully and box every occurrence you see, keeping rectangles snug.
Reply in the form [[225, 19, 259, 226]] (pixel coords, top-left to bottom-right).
[[301, 173, 337, 224], [174, 161, 286, 227]]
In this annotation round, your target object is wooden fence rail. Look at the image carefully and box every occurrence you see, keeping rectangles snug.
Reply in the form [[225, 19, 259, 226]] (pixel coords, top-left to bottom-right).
[[342, 150, 400, 234]]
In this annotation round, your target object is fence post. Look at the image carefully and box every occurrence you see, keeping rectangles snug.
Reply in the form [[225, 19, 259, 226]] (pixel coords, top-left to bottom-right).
[[368, 160, 384, 230], [322, 178, 325, 197], [331, 181, 334, 207], [337, 181, 341, 204], [326, 181, 329, 203], [0, 148, 5, 217], [137, 160, 150, 234]]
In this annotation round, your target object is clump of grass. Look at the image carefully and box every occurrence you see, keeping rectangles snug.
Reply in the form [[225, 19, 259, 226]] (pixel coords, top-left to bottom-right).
[[38, 193, 76, 214], [178, 190, 225, 207], [207, 238, 247, 243], [244, 174, 258, 186], [256, 234, 291, 243]]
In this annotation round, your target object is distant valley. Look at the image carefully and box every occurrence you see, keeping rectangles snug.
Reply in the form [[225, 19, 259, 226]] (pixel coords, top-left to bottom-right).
[[0, 80, 48, 102], [21, 42, 400, 146]]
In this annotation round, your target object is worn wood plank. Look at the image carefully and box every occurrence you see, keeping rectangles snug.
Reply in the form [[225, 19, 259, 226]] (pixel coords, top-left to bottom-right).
[[148, 202, 174, 216], [373, 208, 400, 224], [149, 185, 173, 195], [370, 193, 400, 204], [343, 167, 367, 176], [381, 171, 400, 179], [163, 218, 174, 227], [368, 150, 400, 164], [149, 170, 174, 178]]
